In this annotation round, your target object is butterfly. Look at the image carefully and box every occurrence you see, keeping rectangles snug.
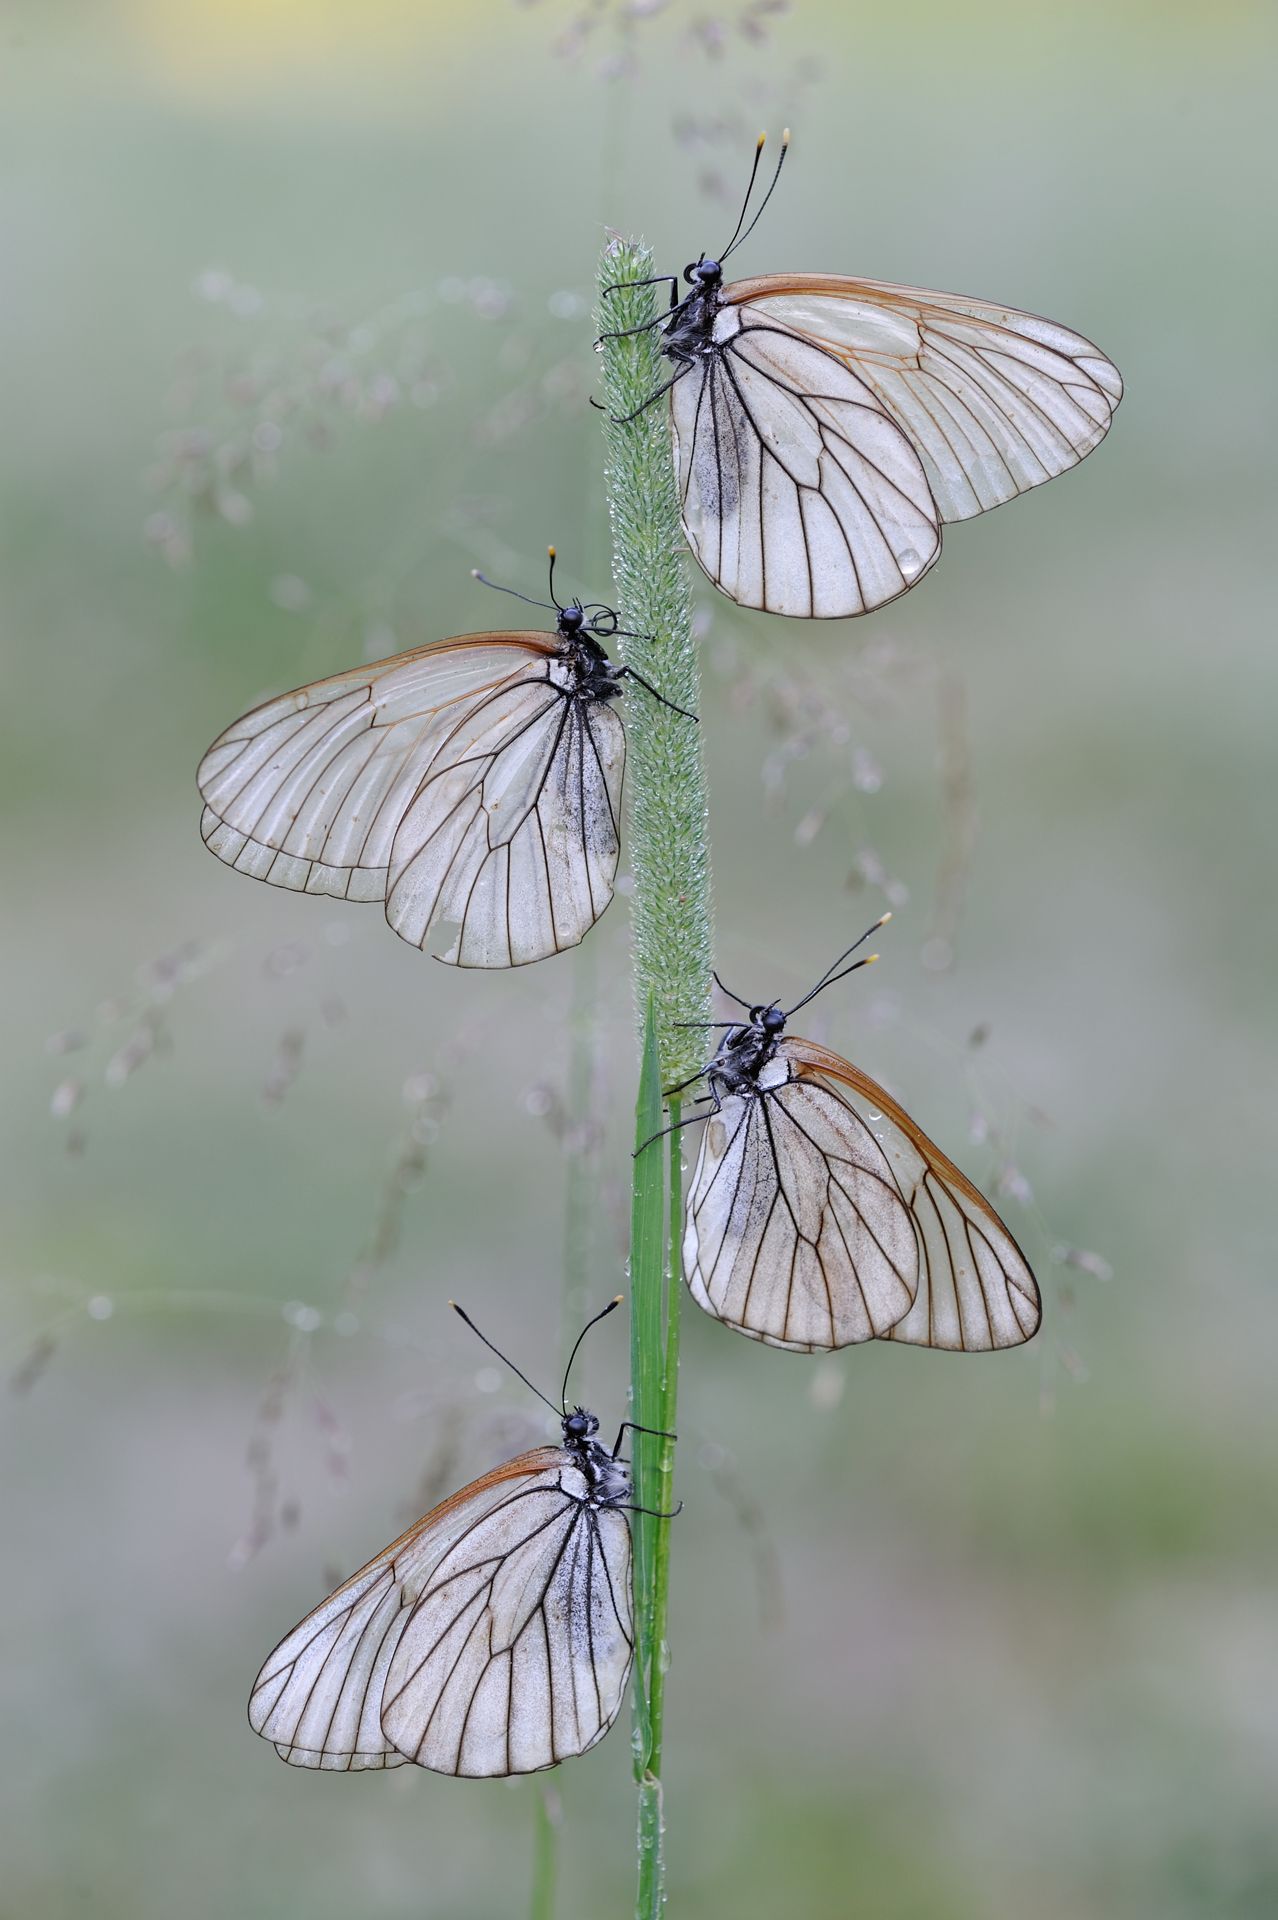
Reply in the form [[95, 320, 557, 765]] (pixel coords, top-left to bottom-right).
[[666, 920, 1042, 1353], [247, 1299, 678, 1777], [601, 132, 1122, 619], [197, 553, 691, 968]]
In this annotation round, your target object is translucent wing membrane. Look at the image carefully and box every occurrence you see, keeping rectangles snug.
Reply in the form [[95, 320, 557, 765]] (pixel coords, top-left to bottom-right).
[[197, 639, 550, 901], [671, 308, 941, 618], [385, 667, 625, 967], [684, 1038, 1040, 1353], [197, 633, 624, 966], [248, 1448, 633, 1777], [728, 276, 1123, 524]]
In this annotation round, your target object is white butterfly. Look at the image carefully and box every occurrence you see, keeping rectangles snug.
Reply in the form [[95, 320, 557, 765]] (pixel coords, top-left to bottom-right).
[[605, 132, 1122, 619], [198, 559, 688, 967], [671, 926, 1041, 1352], [248, 1302, 677, 1777]]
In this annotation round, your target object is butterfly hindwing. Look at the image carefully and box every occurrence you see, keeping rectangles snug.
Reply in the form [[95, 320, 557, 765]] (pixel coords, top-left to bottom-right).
[[683, 1049, 920, 1350], [671, 307, 941, 618], [385, 663, 625, 966], [381, 1460, 633, 1776]]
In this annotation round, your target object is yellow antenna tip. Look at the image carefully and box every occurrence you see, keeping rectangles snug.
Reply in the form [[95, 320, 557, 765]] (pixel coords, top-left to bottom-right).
[[447, 1298, 457, 1308], [865, 953, 880, 967], [757, 131, 767, 149], [547, 545, 556, 559], [781, 127, 791, 146], [612, 1293, 624, 1306], [879, 911, 893, 925]]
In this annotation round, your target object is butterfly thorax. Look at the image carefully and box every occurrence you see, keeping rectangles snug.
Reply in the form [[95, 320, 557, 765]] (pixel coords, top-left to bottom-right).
[[662, 259, 726, 362], [556, 625, 625, 706], [560, 1409, 630, 1507], [707, 1004, 790, 1099]]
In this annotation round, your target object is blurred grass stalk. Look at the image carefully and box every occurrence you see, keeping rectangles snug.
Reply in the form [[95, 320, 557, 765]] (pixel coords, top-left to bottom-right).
[[596, 238, 713, 1919]]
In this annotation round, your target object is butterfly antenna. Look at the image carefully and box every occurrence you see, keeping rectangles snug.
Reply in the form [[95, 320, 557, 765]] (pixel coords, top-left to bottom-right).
[[471, 568, 556, 614], [718, 131, 767, 260], [712, 968, 754, 1011], [546, 545, 566, 612], [785, 912, 890, 1018], [722, 126, 790, 262], [560, 1295, 624, 1414], [450, 1301, 561, 1416]]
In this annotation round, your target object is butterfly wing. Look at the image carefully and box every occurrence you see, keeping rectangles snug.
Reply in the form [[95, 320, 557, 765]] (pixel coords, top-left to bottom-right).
[[381, 1457, 633, 1777], [248, 1444, 633, 1775], [197, 636, 555, 902], [782, 1038, 1042, 1351], [385, 671, 625, 967], [682, 1050, 920, 1350], [727, 275, 1122, 525], [670, 310, 941, 618]]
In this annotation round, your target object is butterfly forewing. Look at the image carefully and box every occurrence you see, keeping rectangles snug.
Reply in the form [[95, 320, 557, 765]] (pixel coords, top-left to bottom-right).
[[671, 307, 941, 618], [782, 1039, 1041, 1351], [727, 276, 1123, 526], [385, 663, 625, 966], [683, 1050, 920, 1351], [197, 637, 555, 904], [248, 1445, 634, 1777]]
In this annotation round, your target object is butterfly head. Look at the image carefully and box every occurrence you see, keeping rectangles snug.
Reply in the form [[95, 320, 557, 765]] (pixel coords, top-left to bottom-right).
[[562, 1406, 600, 1444], [683, 257, 723, 292], [750, 1003, 787, 1036]]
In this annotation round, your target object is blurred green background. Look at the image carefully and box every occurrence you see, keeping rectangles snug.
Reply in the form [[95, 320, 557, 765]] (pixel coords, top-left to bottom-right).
[[3, 1, 1275, 1915]]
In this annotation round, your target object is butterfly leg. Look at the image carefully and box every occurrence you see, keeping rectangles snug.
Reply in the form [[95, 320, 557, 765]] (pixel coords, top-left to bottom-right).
[[618, 666, 699, 724], [634, 1087, 719, 1156], [611, 1419, 677, 1458], [608, 367, 691, 427], [595, 312, 673, 345], [600, 272, 680, 303], [619, 1500, 685, 1520]]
